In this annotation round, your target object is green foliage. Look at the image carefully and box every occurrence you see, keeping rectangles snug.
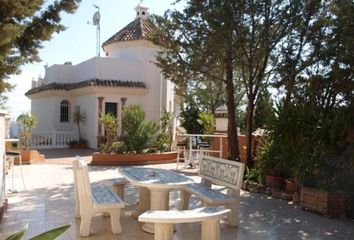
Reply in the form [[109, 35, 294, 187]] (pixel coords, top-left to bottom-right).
[[156, 133, 170, 152], [5, 224, 27, 240], [259, 101, 354, 191], [16, 112, 37, 149], [179, 100, 203, 134], [123, 105, 158, 154], [160, 107, 173, 151], [68, 139, 87, 148], [257, 135, 286, 178], [5, 224, 70, 240], [254, 88, 275, 131], [99, 113, 118, 151], [198, 111, 215, 135], [73, 108, 86, 140], [151, 0, 248, 160], [102, 141, 126, 154], [244, 166, 263, 184], [0, 0, 81, 93]]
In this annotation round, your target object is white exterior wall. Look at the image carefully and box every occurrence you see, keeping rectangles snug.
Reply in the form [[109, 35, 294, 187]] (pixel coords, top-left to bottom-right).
[[216, 118, 228, 132], [31, 97, 56, 132], [75, 95, 97, 148], [104, 41, 166, 122], [46, 57, 142, 84], [31, 96, 77, 132], [30, 33, 174, 149], [45, 64, 74, 84]]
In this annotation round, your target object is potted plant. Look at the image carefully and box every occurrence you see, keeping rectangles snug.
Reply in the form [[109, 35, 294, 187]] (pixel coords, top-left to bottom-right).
[[92, 105, 177, 165], [258, 137, 286, 189], [73, 108, 87, 148], [16, 113, 40, 164], [160, 107, 174, 151]]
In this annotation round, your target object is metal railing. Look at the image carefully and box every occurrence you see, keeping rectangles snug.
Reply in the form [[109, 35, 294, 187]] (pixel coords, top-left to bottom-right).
[[176, 134, 227, 168]]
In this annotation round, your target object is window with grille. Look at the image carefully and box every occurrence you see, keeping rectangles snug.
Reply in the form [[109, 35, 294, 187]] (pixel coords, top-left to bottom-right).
[[60, 100, 70, 122]]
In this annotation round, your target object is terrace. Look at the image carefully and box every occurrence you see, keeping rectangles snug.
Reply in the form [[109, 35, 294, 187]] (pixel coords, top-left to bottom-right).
[[0, 149, 353, 240]]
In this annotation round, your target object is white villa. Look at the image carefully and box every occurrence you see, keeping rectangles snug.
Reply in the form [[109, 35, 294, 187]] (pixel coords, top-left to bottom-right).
[[25, 3, 176, 149]]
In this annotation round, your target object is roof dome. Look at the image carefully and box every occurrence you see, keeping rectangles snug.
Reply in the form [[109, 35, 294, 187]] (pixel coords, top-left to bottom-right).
[[102, 1, 156, 48]]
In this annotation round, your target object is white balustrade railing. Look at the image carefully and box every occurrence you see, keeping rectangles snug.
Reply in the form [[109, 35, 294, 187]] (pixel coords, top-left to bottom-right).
[[30, 131, 79, 149]]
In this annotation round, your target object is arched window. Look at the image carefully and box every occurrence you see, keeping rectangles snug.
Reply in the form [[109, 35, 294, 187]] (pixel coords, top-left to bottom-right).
[[60, 100, 70, 122]]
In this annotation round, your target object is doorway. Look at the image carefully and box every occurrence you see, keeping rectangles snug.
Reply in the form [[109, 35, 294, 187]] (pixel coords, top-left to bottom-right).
[[105, 102, 118, 118]]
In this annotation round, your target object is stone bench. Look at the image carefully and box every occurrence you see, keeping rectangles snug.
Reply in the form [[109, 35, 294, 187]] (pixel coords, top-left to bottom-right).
[[73, 159, 125, 237], [179, 156, 245, 226], [138, 207, 230, 240]]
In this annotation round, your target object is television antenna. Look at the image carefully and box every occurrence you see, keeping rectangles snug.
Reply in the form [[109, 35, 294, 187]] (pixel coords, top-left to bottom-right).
[[88, 5, 101, 56]]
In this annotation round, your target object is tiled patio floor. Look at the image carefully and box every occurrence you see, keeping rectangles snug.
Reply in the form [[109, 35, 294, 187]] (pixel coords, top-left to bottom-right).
[[1, 149, 353, 239]]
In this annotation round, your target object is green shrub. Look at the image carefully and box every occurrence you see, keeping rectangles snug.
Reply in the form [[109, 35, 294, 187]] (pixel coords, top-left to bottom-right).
[[111, 141, 126, 154], [160, 107, 173, 151], [123, 105, 158, 154], [244, 166, 263, 183], [16, 113, 37, 150], [98, 113, 119, 148], [156, 133, 170, 152], [198, 111, 215, 135]]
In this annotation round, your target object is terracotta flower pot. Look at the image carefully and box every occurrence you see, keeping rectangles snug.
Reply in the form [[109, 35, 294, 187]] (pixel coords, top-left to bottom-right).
[[265, 175, 286, 189], [286, 179, 298, 194], [19, 150, 44, 164]]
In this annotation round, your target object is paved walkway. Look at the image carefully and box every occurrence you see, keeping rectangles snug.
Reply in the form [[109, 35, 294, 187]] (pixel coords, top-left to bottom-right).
[[1, 149, 353, 239]]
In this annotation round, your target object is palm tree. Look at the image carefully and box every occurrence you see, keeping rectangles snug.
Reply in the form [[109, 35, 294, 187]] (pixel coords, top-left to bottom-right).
[[73, 108, 86, 141], [16, 113, 37, 149]]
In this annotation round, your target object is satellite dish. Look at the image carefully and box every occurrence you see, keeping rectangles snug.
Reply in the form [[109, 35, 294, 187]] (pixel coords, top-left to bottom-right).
[[92, 11, 100, 25]]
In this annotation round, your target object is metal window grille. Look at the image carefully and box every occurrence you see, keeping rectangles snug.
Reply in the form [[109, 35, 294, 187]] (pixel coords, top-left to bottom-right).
[[60, 100, 70, 122]]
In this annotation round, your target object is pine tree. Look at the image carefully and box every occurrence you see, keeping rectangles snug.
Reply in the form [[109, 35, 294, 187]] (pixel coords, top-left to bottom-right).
[[151, 1, 243, 161], [0, 0, 81, 93]]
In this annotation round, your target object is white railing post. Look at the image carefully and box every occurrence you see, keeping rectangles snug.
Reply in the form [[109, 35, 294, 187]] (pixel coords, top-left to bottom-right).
[[52, 130, 57, 147]]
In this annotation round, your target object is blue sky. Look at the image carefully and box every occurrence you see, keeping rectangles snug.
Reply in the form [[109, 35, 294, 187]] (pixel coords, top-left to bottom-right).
[[5, 0, 183, 120]]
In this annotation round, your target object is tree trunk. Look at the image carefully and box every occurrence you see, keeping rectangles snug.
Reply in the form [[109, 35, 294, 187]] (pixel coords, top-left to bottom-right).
[[225, 55, 240, 161], [246, 98, 255, 167], [77, 124, 81, 140]]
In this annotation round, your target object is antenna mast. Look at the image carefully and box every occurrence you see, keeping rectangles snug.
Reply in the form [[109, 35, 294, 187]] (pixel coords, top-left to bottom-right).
[[92, 5, 101, 56]]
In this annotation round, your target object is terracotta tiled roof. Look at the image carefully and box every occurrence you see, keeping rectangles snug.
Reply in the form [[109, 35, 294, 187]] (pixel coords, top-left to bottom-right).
[[102, 17, 156, 47], [25, 79, 147, 96]]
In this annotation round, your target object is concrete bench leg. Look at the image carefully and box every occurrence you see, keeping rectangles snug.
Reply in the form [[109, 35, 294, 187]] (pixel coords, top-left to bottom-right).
[[112, 183, 126, 200], [79, 212, 93, 237], [228, 189, 240, 227], [179, 190, 191, 210], [110, 209, 122, 234], [228, 203, 239, 227], [74, 201, 81, 219], [154, 223, 174, 240], [201, 219, 220, 240]]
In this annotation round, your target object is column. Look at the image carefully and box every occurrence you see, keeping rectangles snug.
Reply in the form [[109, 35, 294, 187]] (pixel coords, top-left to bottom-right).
[[120, 97, 127, 138], [97, 97, 104, 135]]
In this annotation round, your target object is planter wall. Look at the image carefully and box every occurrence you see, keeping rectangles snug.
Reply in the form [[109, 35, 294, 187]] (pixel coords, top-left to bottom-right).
[[91, 152, 178, 166], [300, 185, 345, 218]]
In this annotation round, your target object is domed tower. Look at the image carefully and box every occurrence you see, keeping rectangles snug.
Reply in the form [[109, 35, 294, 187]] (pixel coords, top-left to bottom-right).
[[102, 1, 157, 60], [101, 1, 175, 123]]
